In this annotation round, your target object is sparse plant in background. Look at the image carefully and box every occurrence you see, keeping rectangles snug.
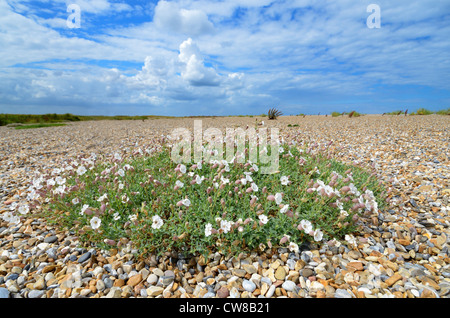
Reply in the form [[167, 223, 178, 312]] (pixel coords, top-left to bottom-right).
[[268, 108, 283, 120]]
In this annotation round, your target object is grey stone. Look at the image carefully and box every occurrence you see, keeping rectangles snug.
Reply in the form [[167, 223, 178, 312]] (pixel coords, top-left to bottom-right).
[[28, 290, 45, 298], [0, 287, 10, 298], [335, 289, 353, 298], [242, 279, 256, 293], [78, 252, 91, 263], [44, 235, 58, 244]]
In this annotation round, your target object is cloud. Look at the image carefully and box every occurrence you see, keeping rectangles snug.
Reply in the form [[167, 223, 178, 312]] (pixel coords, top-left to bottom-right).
[[153, 0, 214, 36], [0, 0, 449, 116], [178, 38, 220, 86]]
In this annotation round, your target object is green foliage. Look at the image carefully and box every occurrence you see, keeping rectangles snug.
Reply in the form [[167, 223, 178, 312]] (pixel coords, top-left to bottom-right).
[[331, 112, 341, 117], [38, 139, 388, 258], [14, 123, 67, 129]]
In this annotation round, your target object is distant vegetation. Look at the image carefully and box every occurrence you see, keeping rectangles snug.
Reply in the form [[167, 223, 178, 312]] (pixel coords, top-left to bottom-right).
[[383, 108, 449, 116], [14, 123, 67, 130], [0, 113, 170, 126], [331, 111, 362, 117]]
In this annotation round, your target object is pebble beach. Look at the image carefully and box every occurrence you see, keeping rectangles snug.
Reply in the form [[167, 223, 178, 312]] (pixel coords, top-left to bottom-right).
[[0, 114, 449, 299]]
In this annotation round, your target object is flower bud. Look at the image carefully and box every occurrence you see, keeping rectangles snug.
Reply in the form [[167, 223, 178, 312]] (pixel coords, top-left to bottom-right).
[[339, 186, 350, 193], [267, 194, 275, 201]]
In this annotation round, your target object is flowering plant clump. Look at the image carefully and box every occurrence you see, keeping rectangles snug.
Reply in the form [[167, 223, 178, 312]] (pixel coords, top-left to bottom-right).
[[32, 138, 387, 258]]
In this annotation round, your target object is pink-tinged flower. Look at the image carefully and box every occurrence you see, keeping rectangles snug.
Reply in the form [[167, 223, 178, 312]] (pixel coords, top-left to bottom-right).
[[340, 186, 350, 193], [267, 194, 275, 201], [246, 187, 253, 193], [279, 235, 289, 244], [306, 188, 315, 194], [103, 239, 116, 246]]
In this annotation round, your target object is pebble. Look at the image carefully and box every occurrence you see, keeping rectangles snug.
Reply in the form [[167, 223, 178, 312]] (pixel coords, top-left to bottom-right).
[[0, 287, 9, 298], [0, 116, 449, 299], [243, 279, 256, 293]]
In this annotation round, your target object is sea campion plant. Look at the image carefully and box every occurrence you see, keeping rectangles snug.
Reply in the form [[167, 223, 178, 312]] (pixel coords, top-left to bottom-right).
[[27, 134, 387, 258]]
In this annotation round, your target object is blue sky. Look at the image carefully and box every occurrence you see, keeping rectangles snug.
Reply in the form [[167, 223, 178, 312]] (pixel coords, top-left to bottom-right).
[[1, 0, 449, 116]]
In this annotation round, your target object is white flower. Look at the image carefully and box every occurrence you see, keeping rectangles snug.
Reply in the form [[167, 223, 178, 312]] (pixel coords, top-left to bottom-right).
[[90, 216, 101, 230], [275, 193, 282, 205], [151, 215, 164, 229], [72, 198, 80, 205], [121, 194, 129, 203], [179, 164, 186, 174], [117, 169, 125, 177], [280, 204, 289, 214], [313, 229, 323, 242], [113, 212, 121, 221], [197, 162, 202, 169], [182, 198, 191, 207], [252, 164, 259, 172], [114, 153, 122, 160], [3, 212, 20, 224], [175, 180, 184, 188], [9, 202, 18, 211], [280, 176, 289, 185], [80, 204, 89, 215], [220, 219, 232, 233], [47, 178, 56, 186], [55, 176, 66, 185], [205, 223, 212, 237], [97, 193, 108, 202], [53, 185, 66, 195], [258, 214, 268, 224], [251, 182, 258, 192], [195, 175, 204, 185], [349, 183, 360, 196], [51, 168, 61, 175], [340, 209, 349, 217], [300, 220, 313, 233], [32, 177, 43, 189], [288, 242, 299, 253], [345, 234, 357, 247], [118, 182, 124, 190], [77, 166, 87, 176], [240, 178, 247, 185], [245, 174, 253, 182], [220, 176, 229, 184], [18, 205, 29, 215]]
